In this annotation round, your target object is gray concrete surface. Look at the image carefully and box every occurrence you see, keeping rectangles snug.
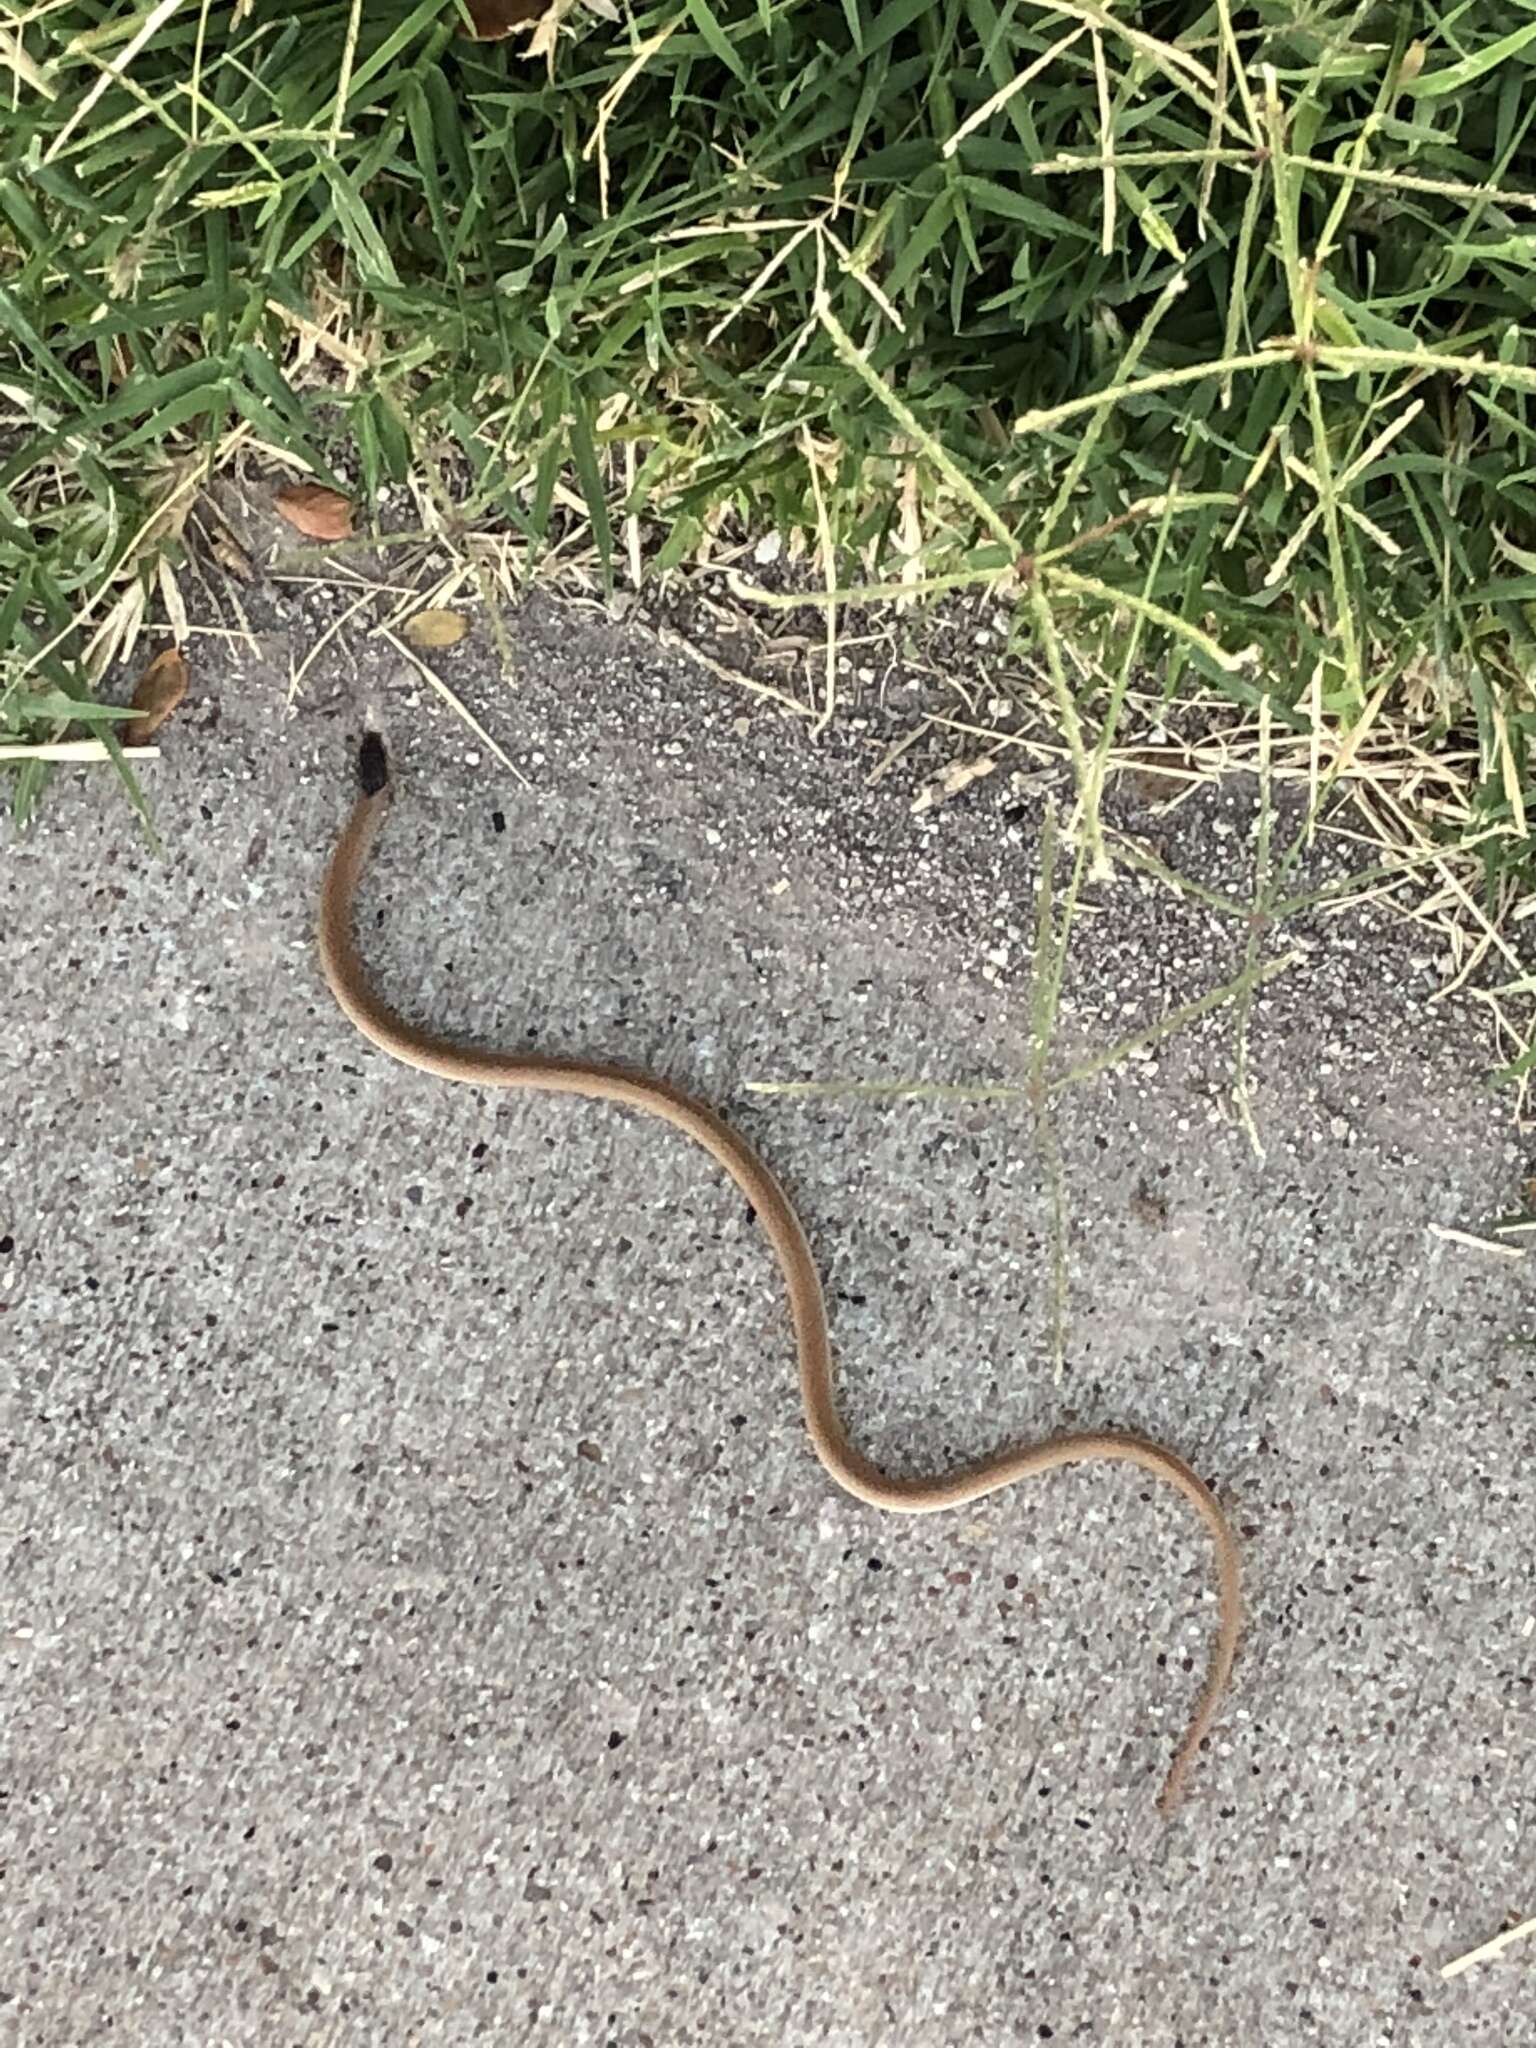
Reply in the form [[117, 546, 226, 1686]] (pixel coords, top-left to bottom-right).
[[3, 591, 1531, 2046]]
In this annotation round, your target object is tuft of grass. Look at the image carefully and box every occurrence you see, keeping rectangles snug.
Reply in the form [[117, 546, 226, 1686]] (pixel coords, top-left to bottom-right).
[[2, 0, 1534, 875]]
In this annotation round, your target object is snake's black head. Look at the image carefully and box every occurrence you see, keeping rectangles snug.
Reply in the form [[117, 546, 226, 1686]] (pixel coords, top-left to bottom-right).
[[357, 731, 390, 796]]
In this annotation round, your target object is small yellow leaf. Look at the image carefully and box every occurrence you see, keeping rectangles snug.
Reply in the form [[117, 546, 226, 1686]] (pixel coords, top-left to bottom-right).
[[404, 609, 469, 650], [125, 648, 188, 747], [274, 483, 353, 541]]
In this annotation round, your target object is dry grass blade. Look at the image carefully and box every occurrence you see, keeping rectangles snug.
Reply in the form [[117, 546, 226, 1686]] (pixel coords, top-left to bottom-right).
[[1441, 1916, 1536, 1980], [911, 755, 998, 815], [378, 627, 531, 788], [0, 741, 161, 762], [1427, 1224, 1526, 1261], [0, 24, 53, 96]]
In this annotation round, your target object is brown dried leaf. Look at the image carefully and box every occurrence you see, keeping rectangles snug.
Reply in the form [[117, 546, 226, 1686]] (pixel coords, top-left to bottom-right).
[[458, 0, 546, 38], [125, 648, 188, 747], [404, 608, 469, 650], [274, 483, 353, 542]]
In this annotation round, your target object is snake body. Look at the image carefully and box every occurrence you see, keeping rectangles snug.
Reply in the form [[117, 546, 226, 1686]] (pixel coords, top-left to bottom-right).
[[318, 734, 1241, 1813]]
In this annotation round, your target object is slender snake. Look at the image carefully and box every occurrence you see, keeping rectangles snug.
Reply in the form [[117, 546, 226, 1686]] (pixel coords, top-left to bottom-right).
[[318, 733, 1241, 1813]]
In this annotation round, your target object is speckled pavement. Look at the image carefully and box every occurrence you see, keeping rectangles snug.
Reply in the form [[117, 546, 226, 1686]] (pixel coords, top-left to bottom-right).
[[4, 595, 1530, 2046]]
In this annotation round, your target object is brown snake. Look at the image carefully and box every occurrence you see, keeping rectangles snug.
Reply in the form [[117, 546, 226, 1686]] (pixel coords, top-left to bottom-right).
[[319, 733, 1241, 1813]]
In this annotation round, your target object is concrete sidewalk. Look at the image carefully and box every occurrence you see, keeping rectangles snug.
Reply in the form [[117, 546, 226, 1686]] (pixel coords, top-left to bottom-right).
[[3, 593, 1530, 2045]]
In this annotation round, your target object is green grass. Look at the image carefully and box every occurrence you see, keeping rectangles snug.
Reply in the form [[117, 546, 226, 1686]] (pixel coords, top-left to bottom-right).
[[3, 0, 1536, 871]]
